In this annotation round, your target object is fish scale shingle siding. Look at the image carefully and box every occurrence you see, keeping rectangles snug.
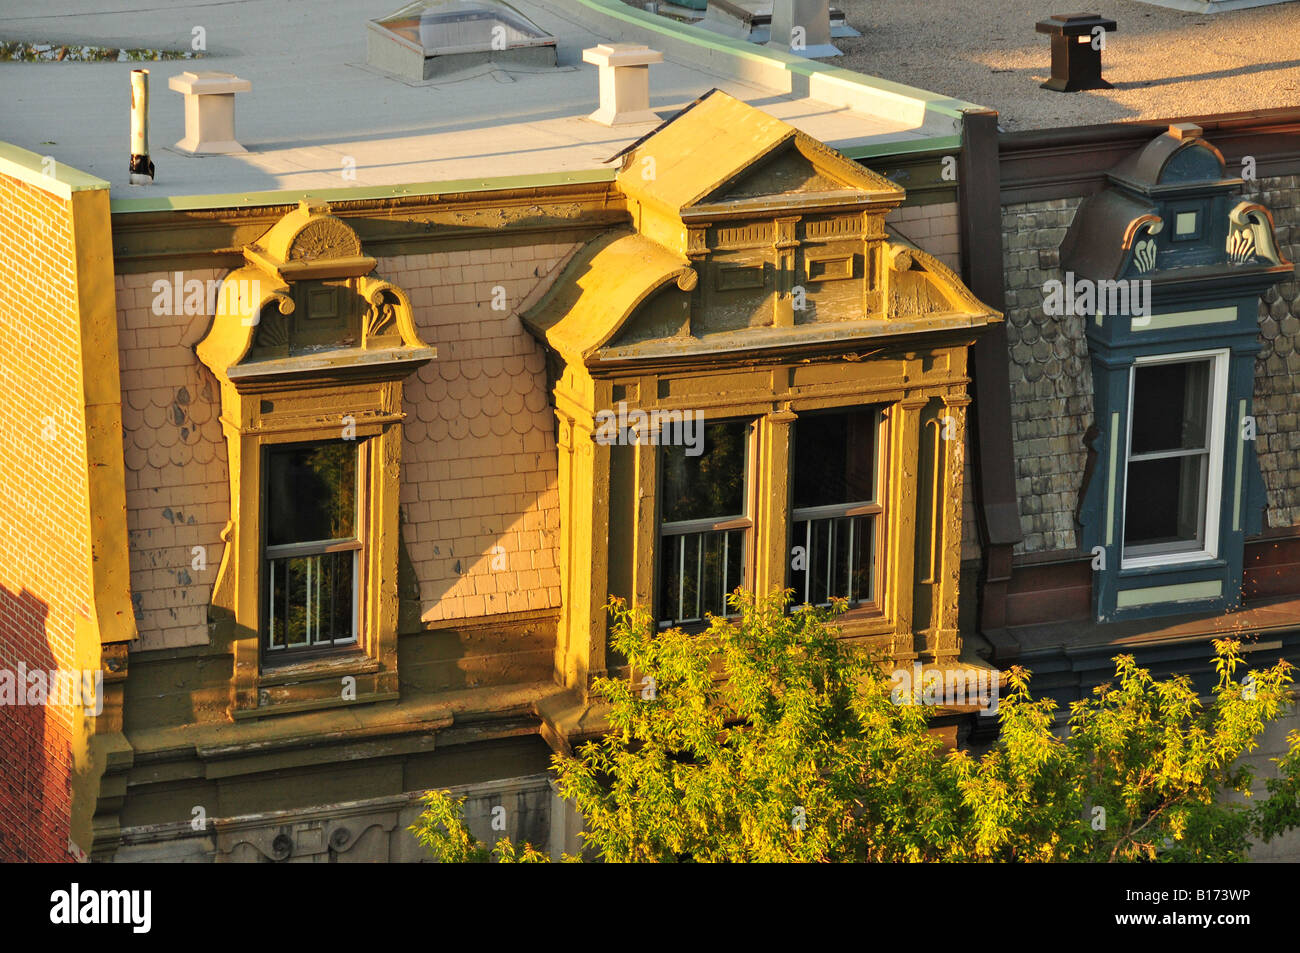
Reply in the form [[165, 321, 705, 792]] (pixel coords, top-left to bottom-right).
[[1001, 198, 1093, 557], [1244, 175, 1300, 531], [114, 243, 573, 652]]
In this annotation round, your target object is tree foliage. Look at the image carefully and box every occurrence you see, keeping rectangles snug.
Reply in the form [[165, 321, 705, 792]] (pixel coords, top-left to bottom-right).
[[411, 590, 1300, 862]]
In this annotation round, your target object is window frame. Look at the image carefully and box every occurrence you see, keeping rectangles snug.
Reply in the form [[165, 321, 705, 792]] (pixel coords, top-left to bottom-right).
[[788, 405, 888, 612], [1120, 348, 1229, 570], [259, 438, 368, 661], [655, 417, 757, 629]]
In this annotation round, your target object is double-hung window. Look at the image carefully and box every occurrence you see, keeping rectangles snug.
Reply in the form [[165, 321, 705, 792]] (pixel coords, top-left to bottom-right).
[[790, 407, 883, 608], [263, 440, 364, 655], [1122, 350, 1228, 568], [657, 420, 752, 628]]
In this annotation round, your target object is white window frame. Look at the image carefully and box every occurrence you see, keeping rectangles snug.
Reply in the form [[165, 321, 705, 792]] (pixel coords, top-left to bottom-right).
[[1120, 348, 1229, 570]]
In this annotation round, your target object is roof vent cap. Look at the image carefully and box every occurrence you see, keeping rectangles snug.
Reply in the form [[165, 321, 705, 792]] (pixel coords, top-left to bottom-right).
[[582, 43, 662, 126]]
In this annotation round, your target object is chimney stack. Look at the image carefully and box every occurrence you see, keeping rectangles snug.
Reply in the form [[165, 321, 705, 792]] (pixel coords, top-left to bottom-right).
[[769, 0, 841, 58], [129, 69, 154, 184]]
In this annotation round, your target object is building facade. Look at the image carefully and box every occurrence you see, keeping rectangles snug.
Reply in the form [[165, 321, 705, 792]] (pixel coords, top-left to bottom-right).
[[0, 0, 993, 860], [6, 0, 1300, 863]]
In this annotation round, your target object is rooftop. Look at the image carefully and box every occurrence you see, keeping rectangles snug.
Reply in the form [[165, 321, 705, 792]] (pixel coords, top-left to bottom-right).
[[827, 0, 1300, 131], [0, 0, 977, 211]]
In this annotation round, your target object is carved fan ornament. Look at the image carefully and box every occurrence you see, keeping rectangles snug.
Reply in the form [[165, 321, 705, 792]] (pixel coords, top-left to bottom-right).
[[287, 218, 363, 262], [1227, 203, 1283, 266], [1133, 238, 1158, 273], [253, 312, 291, 348], [364, 289, 400, 339]]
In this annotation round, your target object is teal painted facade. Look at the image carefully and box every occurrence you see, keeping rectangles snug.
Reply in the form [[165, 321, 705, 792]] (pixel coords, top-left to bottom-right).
[[1067, 127, 1291, 622]]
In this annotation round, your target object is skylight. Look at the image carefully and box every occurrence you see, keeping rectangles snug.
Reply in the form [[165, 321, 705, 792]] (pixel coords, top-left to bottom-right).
[[367, 0, 557, 81]]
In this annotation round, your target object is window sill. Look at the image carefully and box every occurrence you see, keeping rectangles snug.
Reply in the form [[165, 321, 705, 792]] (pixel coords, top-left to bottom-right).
[[259, 648, 377, 684], [233, 690, 399, 721], [237, 650, 392, 720], [1118, 557, 1227, 578], [655, 603, 889, 636]]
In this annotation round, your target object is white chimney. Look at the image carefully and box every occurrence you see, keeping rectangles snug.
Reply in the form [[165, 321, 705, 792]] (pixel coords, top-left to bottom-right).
[[129, 69, 154, 184], [769, 0, 841, 58], [582, 43, 663, 126], [169, 71, 252, 154]]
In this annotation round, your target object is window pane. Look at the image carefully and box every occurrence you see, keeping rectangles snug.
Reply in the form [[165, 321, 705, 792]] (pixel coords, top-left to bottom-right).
[[660, 421, 747, 523], [792, 409, 877, 508], [791, 514, 874, 607], [658, 528, 744, 625], [1124, 454, 1207, 549], [266, 442, 358, 546], [1130, 360, 1210, 455], [267, 550, 356, 648]]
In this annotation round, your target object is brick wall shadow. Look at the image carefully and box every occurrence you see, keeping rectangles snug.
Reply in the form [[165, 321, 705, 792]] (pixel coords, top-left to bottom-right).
[[0, 584, 67, 862]]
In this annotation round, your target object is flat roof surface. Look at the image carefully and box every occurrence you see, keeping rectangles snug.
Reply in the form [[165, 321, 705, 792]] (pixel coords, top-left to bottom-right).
[[829, 0, 1300, 131], [0, 0, 964, 206]]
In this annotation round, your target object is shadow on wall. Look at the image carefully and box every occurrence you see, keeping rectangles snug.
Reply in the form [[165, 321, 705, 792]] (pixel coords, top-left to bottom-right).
[[0, 584, 65, 862]]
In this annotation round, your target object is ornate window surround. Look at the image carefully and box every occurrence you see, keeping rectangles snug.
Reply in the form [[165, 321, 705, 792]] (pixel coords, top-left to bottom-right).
[[520, 92, 999, 696], [1064, 126, 1291, 622], [197, 201, 435, 718]]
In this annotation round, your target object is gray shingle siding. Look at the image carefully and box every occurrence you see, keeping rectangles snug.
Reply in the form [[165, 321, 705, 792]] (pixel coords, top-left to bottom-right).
[[1000, 183, 1300, 556], [1244, 175, 1300, 531], [1002, 197, 1093, 557]]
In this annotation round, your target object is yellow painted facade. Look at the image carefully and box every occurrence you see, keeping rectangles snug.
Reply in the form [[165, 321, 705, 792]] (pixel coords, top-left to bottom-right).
[[523, 93, 999, 703], [2, 95, 996, 861], [197, 202, 435, 717]]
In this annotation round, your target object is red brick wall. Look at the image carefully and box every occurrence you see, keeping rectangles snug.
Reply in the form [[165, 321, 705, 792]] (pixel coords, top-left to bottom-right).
[[0, 173, 94, 862]]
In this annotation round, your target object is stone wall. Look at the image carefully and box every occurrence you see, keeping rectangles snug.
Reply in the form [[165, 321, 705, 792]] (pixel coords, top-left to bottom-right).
[[383, 244, 571, 623], [115, 269, 229, 652], [1242, 174, 1300, 531], [885, 201, 961, 273], [1001, 197, 1093, 558], [112, 774, 557, 862]]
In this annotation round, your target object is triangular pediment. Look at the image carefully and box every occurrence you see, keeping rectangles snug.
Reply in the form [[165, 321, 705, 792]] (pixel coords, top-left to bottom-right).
[[710, 146, 847, 201], [693, 135, 902, 215], [616, 90, 902, 225]]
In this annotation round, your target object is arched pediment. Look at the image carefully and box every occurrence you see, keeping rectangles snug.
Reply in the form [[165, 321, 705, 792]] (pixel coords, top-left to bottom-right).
[[244, 199, 375, 281], [197, 201, 433, 385], [1061, 125, 1290, 283]]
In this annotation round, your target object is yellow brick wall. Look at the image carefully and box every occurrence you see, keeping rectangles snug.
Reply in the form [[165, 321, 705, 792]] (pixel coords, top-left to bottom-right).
[[0, 173, 91, 861]]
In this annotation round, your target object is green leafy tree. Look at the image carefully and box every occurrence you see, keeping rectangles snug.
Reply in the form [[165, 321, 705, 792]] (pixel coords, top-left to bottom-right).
[[411, 590, 1300, 862]]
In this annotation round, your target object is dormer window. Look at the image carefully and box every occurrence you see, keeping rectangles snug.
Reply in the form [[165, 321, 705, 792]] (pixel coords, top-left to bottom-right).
[[1064, 124, 1290, 621], [520, 92, 999, 691], [1121, 351, 1228, 568], [197, 201, 434, 715]]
